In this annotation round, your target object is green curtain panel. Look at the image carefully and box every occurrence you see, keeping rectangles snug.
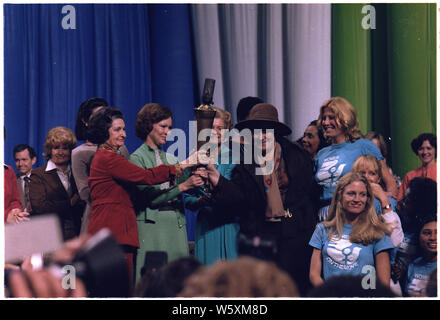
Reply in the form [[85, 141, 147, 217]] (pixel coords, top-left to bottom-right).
[[387, 3, 436, 178], [371, 4, 391, 163], [331, 3, 436, 178], [331, 3, 372, 134]]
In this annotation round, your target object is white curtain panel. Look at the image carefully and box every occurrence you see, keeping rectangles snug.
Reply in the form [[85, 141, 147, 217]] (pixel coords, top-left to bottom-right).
[[190, 3, 331, 140]]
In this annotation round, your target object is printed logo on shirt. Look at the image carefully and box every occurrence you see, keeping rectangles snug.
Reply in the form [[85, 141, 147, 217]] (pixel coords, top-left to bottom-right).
[[326, 235, 362, 270], [407, 274, 430, 297], [317, 157, 346, 188]]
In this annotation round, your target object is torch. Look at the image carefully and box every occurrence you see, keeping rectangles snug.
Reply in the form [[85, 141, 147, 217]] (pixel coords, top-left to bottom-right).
[[194, 78, 216, 152], [193, 78, 216, 194]]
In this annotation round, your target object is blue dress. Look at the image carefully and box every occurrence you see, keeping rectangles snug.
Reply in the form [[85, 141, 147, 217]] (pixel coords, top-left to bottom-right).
[[184, 147, 239, 265]]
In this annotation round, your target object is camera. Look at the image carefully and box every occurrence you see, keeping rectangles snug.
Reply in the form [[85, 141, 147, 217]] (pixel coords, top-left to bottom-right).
[[5, 215, 130, 298], [65, 228, 130, 297]]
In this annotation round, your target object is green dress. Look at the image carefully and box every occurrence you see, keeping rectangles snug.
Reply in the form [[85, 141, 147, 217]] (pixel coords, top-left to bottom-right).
[[130, 143, 189, 283]]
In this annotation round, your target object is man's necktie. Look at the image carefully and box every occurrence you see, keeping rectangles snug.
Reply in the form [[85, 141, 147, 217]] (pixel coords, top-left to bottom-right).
[[24, 176, 32, 212]]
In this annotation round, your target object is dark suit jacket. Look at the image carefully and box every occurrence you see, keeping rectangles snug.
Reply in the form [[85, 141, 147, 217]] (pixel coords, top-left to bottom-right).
[[29, 164, 85, 240]]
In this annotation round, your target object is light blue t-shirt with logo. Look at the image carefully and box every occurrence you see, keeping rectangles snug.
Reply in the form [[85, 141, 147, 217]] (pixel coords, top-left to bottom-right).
[[309, 223, 394, 280], [405, 257, 437, 297], [314, 138, 383, 202]]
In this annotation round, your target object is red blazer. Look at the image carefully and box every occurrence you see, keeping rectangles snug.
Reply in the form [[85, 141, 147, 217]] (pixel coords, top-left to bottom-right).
[[4, 165, 22, 222], [88, 149, 176, 247]]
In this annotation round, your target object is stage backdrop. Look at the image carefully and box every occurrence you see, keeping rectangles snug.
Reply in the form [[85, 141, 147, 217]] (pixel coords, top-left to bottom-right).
[[190, 3, 332, 140], [3, 3, 199, 239], [4, 4, 197, 165]]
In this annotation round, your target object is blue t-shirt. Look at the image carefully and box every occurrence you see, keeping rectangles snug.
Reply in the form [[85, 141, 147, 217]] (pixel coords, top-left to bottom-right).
[[405, 257, 437, 297], [314, 139, 383, 201], [309, 223, 394, 280]]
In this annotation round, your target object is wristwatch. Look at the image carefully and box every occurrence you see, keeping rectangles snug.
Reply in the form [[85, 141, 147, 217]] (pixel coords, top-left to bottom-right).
[[382, 203, 392, 211]]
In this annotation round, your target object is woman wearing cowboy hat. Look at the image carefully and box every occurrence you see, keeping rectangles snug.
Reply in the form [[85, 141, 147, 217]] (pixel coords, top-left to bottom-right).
[[203, 103, 318, 296]]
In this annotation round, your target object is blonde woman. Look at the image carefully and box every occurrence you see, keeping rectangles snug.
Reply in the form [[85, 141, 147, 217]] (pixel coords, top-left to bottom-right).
[[309, 172, 394, 289], [184, 107, 240, 265], [314, 97, 397, 222], [29, 126, 84, 240], [352, 155, 403, 247]]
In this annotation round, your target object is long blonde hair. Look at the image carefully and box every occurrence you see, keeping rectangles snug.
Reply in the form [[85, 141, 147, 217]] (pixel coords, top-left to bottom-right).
[[324, 172, 391, 245], [317, 97, 363, 143]]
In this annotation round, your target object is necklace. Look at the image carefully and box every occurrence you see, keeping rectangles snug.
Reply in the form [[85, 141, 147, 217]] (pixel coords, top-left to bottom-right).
[[99, 143, 118, 153]]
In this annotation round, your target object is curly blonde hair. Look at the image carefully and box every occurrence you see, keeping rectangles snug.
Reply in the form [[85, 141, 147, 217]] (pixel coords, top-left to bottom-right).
[[178, 257, 299, 298], [43, 126, 77, 160], [352, 155, 384, 184], [318, 97, 363, 143], [324, 172, 391, 245]]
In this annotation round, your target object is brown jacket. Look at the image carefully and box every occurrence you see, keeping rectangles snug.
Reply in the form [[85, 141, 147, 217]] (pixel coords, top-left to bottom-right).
[[29, 164, 85, 240]]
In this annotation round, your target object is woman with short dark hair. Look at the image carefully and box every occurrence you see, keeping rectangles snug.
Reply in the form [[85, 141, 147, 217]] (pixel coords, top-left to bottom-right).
[[71, 98, 131, 234], [134, 102, 173, 141], [300, 120, 329, 158], [404, 216, 437, 297], [87, 106, 198, 284], [397, 133, 437, 200], [74, 97, 109, 141], [130, 103, 204, 283]]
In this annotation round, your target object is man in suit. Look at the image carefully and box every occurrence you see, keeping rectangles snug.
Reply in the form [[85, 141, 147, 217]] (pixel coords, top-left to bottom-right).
[[13, 144, 37, 213]]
